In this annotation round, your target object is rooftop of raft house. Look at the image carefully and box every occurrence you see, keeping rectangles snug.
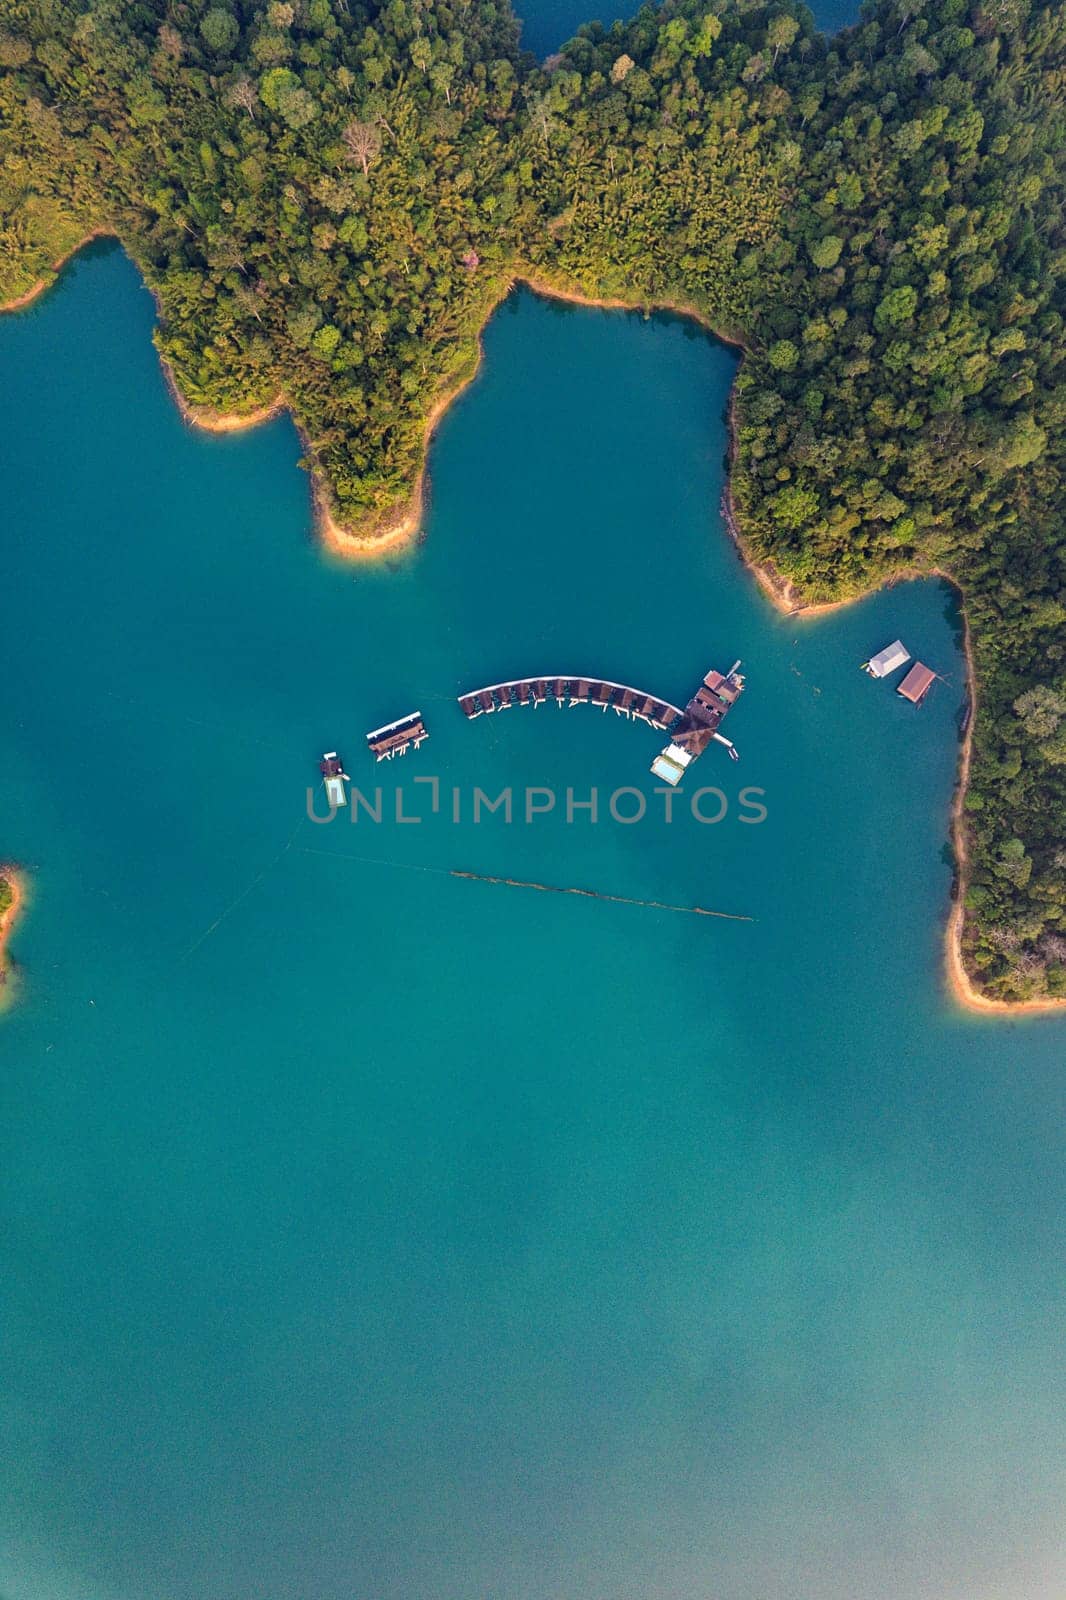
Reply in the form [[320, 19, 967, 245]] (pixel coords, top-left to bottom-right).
[[867, 640, 911, 678], [897, 663, 936, 704]]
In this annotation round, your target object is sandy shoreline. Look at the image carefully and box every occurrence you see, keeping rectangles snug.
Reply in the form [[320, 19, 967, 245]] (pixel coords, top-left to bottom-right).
[[309, 341, 499, 561], [1, 277, 49, 314], [943, 618, 1066, 1017], [171, 385, 285, 435], [0, 230, 112, 315]]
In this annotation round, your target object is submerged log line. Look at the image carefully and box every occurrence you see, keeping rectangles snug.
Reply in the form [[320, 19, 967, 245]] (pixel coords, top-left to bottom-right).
[[297, 847, 751, 921], [451, 870, 753, 921]]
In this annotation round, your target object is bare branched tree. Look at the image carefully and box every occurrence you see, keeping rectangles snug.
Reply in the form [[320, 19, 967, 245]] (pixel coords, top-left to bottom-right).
[[157, 22, 183, 61], [227, 77, 258, 119], [343, 118, 381, 177]]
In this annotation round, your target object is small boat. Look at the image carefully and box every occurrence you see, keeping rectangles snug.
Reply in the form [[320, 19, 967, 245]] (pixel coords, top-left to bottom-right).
[[320, 751, 349, 807]]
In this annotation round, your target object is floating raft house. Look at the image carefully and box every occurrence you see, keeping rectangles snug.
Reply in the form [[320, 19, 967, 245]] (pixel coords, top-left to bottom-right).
[[320, 751, 349, 807], [865, 640, 910, 678], [897, 663, 936, 705], [651, 662, 744, 786], [366, 712, 429, 760]]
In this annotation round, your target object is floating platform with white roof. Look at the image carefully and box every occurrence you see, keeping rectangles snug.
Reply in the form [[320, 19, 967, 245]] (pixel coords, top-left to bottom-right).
[[863, 640, 910, 678], [320, 752, 349, 807]]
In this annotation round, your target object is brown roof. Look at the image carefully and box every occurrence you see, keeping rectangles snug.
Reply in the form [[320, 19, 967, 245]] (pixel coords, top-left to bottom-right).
[[898, 663, 936, 704], [695, 685, 727, 715], [673, 725, 715, 756]]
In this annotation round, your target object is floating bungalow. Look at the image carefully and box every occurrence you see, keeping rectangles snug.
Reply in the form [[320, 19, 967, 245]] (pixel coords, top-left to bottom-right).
[[320, 752, 349, 807], [864, 640, 910, 678], [456, 677, 684, 728], [897, 663, 936, 705], [366, 711, 429, 761]]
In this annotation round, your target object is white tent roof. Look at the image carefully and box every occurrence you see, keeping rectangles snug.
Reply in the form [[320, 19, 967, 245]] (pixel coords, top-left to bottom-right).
[[867, 640, 910, 677]]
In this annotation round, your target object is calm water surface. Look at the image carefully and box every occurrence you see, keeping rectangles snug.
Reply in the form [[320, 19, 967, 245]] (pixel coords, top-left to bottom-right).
[[1, 246, 1064, 1600]]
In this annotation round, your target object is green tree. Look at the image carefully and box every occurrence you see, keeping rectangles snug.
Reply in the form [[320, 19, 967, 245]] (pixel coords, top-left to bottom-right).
[[874, 285, 918, 331], [809, 236, 843, 270], [200, 8, 239, 55]]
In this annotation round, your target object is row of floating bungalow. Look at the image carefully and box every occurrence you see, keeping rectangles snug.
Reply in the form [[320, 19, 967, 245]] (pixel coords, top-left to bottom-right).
[[457, 664, 746, 788], [457, 676, 684, 728], [863, 640, 937, 705]]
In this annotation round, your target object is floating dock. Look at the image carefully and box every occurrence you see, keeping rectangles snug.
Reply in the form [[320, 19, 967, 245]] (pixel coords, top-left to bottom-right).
[[366, 712, 429, 761], [320, 751, 349, 807], [651, 662, 744, 785]]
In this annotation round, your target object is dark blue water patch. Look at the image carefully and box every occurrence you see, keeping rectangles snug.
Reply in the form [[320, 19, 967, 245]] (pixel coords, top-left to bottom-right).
[[516, 0, 860, 59], [0, 245, 1064, 1600]]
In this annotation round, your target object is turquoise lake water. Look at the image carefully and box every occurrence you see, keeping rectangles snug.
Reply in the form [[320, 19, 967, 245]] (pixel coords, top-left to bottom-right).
[[518, 0, 859, 60], [1, 245, 1064, 1600]]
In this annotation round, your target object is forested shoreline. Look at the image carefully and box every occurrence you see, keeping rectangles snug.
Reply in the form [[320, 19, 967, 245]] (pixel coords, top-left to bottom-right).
[[0, 869, 22, 1001], [1, 0, 1063, 1003]]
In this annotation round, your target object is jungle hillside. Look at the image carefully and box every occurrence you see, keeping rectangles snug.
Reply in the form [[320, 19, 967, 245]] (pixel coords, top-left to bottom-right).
[[0, 0, 1063, 1003]]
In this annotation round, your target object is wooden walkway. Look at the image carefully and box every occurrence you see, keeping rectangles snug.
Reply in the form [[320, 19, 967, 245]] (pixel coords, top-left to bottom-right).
[[457, 676, 683, 730]]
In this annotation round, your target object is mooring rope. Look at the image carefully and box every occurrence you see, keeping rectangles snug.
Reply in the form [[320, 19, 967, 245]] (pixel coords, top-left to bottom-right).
[[179, 818, 305, 961]]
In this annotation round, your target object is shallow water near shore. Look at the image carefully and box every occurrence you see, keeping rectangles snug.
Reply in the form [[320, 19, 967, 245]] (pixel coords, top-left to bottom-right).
[[1, 244, 1065, 1600]]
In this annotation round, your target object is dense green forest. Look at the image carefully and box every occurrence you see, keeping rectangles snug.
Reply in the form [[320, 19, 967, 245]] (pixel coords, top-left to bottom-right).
[[0, 0, 1063, 1002]]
